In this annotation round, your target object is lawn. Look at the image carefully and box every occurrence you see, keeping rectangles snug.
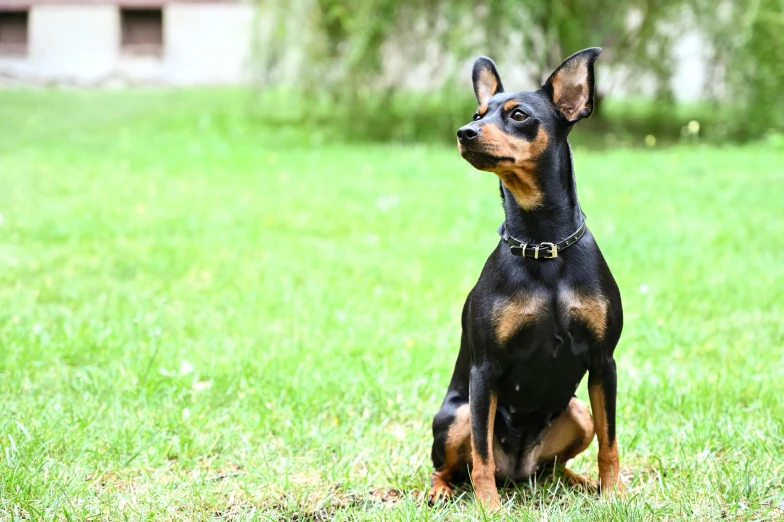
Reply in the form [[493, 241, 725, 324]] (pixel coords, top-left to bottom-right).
[[1, 90, 783, 521]]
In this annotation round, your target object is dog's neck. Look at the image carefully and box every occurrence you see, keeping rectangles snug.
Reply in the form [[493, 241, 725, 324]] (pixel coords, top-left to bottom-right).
[[500, 140, 584, 244]]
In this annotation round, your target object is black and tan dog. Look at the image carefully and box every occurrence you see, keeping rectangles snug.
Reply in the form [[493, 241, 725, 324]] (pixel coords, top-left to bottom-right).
[[428, 48, 624, 510]]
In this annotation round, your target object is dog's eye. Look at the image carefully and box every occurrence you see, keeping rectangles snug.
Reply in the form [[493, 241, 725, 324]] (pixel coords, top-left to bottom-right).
[[472, 113, 481, 121], [511, 109, 528, 122]]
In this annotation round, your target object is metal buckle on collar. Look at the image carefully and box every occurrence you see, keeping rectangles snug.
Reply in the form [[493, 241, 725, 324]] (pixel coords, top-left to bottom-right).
[[540, 242, 558, 259]]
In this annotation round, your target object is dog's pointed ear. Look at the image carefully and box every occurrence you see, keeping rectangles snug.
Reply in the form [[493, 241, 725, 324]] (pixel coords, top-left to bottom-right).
[[472, 57, 504, 106], [542, 47, 601, 123]]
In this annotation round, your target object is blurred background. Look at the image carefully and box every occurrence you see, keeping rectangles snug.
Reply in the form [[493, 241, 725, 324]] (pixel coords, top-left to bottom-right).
[[1, 1, 784, 519], [1, 0, 783, 145]]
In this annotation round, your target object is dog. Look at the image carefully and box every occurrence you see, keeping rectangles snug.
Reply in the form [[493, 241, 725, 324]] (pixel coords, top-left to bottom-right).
[[428, 48, 624, 510]]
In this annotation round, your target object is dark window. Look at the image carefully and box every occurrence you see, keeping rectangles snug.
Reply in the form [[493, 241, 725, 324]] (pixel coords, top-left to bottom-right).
[[0, 10, 28, 57], [120, 8, 163, 57]]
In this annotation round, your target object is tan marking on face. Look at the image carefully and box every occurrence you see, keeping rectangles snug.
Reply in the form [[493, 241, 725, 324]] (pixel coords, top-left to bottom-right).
[[470, 394, 500, 509], [503, 99, 519, 112], [477, 104, 488, 116], [475, 124, 549, 209], [476, 68, 499, 106], [561, 287, 608, 341], [429, 404, 471, 502], [492, 292, 546, 344], [551, 60, 590, 121], [588, 384, 623, 494]]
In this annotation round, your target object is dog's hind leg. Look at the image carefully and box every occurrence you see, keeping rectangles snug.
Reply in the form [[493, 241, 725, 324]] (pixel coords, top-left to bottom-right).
[[429, 300, 473, 505], [429, 399, 471, 504], [538, 397, 595, 488]]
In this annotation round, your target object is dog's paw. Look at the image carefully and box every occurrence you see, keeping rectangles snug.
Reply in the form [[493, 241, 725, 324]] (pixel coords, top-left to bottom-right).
[[563, 468, 597, 490], [474, 486, 501, 512], [599, 476, 626, 498], [427, 483, 454, 506]]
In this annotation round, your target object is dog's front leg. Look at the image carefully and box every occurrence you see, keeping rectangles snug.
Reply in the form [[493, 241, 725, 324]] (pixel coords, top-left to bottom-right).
[[469, 365, 500, 511], [588, 357, 625, 495]]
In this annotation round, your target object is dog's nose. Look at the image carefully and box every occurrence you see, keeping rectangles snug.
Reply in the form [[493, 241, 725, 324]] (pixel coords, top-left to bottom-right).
[[457, 125, 481, 142]]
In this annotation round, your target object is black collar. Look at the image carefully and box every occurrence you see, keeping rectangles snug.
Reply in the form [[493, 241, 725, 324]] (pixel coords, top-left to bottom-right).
[[498, 221, 587, 259]]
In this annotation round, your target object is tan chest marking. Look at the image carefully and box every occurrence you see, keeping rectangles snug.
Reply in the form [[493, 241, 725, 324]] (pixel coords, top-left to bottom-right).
[[492, 293, 547, 344], [560, 288, 609, 341]]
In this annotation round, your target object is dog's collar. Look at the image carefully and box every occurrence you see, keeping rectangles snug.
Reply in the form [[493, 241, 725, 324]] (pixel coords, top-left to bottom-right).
[[498, 221, 587, 259]]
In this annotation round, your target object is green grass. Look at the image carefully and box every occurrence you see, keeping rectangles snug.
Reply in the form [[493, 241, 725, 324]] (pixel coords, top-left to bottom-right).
[[1, 89, 783, 521]]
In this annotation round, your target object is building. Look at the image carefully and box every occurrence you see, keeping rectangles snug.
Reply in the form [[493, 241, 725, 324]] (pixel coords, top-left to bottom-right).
[[0, 0, 254, 85], [0, 3, 707, 100]]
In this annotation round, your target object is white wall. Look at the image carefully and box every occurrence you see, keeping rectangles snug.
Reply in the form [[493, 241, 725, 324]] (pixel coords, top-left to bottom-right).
[[30, 5, 118, 80], [165, 3, 253, 85], [0, 4, 117, 82], [0, 2, 254, 85]]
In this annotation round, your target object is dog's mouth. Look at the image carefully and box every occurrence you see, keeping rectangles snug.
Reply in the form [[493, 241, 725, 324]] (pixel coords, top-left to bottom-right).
[[459, 148, 512, 170]]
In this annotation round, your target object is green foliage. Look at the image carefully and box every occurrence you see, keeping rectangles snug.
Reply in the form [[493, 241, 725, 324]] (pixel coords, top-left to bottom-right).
[[246, 87, 745, 146], [255, 0, 682, 99], [696, 0, 784, 138], [254, 0, 784, 142]]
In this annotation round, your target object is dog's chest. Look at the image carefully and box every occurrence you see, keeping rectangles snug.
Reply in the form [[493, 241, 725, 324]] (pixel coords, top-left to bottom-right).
[[490, 286, 608, 411], [491, 285, 608, 348]]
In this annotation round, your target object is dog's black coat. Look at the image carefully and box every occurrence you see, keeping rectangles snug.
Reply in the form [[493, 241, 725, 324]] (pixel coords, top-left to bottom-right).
[[429, 48, 623, 499]]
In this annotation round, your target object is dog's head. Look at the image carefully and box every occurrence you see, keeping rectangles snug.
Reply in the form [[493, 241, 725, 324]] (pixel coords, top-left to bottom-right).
[[457, 48, 600, 209]]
